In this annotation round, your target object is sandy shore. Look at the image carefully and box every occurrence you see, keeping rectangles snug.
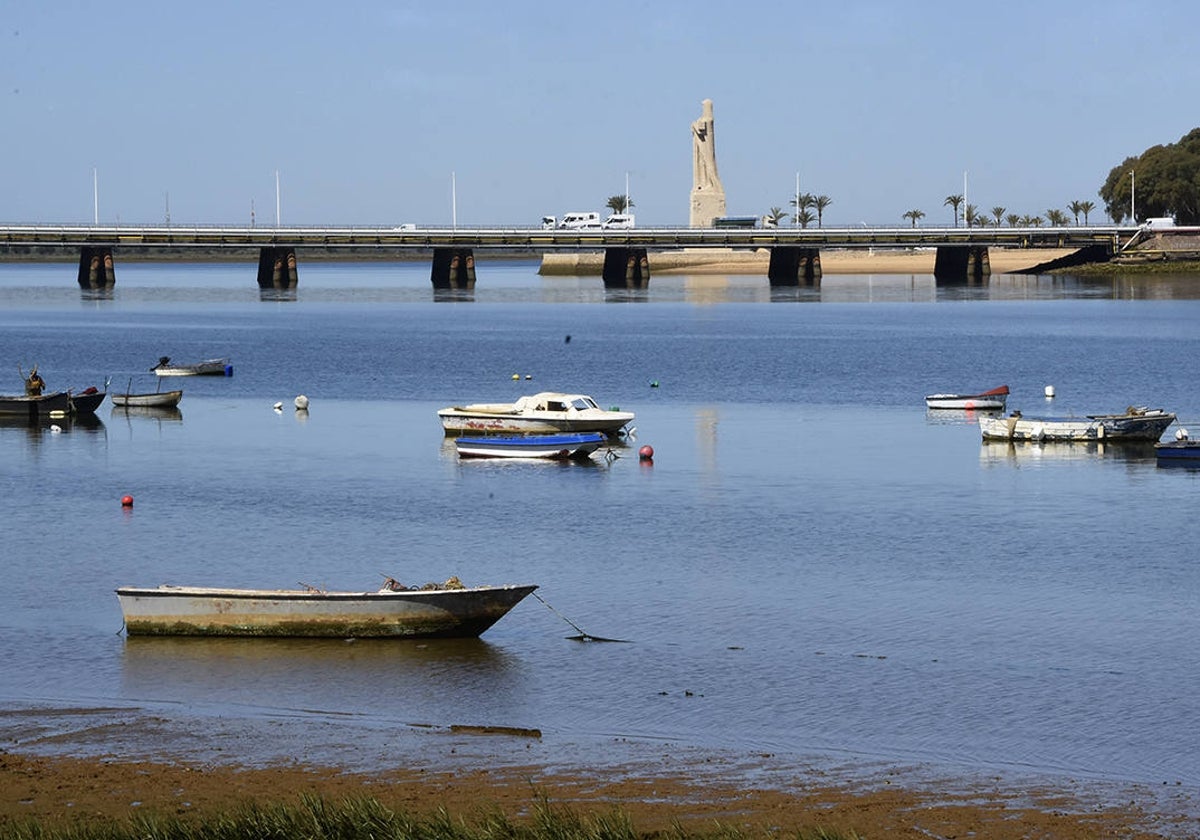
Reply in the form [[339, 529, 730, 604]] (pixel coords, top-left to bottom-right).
[[540, 248, 1080, 277], [2, 747, 1194, 837]]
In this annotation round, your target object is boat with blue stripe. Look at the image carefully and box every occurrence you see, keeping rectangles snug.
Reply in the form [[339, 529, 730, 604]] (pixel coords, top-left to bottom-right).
[[455, 431, 607, 460]]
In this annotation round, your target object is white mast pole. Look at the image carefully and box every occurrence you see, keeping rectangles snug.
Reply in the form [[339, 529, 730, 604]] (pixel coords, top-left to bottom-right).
[[795, 171, 800, 228], [1130, 170, 1135, 223]]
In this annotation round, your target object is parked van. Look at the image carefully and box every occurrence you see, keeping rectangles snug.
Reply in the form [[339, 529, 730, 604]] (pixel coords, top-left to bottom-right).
[[541, 216, 557, 229], [602, 213, 635, 229], [1142, 216, 1177, 229], [559, 212, 602, 230]]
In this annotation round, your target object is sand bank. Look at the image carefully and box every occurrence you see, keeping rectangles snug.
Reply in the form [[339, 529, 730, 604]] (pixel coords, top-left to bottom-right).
[[540, 248, 1081, 277]]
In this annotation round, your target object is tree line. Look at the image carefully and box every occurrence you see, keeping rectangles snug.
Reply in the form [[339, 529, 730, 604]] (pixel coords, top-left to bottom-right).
[[758, 126, 1199, 228]]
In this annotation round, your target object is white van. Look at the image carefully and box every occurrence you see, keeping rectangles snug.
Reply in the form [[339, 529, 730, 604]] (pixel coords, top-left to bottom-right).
[[602, 213, 635, 229], [559, 212, 601, 230], [541, 216, 557, 230], [1142, 216, 1176, 229]]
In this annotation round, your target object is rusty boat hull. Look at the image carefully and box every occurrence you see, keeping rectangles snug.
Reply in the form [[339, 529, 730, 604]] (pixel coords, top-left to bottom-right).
[[116, 583, 538, 639]]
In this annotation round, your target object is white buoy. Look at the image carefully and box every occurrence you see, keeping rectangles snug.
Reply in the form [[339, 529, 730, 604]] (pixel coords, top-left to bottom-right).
[[1044, 385, 1055, 398], [1176, 427, 1189, 441], [49, 424, 62, 433], [294, 394, 309, 411], [273, 401, 284, 412]]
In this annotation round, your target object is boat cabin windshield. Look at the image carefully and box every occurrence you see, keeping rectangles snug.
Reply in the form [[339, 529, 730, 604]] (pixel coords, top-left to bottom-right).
[[571, 397, 598, 410]]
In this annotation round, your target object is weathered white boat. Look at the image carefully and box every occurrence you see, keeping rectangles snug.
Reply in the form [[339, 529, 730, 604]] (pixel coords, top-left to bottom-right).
[[112, 389, 183, 408], [438, 392, 634, 436], [151, 356, 232, 376], [925, 384, 1008, 411], [116, 580, 537, 638], [455, 431, 606, 460], [980, 407, 1176, 442]]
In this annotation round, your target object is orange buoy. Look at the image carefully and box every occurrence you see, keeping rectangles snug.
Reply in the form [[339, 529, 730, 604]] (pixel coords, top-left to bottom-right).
[[638, 445, 654, 461], [121, 495, 134, 507]]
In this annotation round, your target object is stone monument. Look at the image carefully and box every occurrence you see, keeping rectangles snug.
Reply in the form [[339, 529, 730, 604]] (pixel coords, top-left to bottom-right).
[[689, 99, 726, 227]]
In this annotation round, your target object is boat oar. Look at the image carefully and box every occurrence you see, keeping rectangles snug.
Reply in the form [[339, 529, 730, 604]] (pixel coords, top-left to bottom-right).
[[532, 591, 629, 643]]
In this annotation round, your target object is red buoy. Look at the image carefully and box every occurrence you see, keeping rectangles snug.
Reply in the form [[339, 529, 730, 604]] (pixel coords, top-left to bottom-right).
[[121, 495, 134, 508], [638, 445, 654, 461]]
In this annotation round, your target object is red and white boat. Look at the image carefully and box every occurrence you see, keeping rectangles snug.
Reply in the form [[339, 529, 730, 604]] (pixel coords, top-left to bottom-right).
[[925, 384, 1009, 411]]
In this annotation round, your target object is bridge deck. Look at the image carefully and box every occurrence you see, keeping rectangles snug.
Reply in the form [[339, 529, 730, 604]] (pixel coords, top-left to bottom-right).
[[0, 224, 1132, 252]]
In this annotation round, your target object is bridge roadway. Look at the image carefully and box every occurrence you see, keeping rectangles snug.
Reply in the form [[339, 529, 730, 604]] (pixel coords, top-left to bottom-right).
[[0, 223, 1133, 291]]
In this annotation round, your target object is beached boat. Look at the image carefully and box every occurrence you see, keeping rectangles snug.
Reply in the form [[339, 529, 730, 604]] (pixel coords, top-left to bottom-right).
[[438, 392, 634, 436], [925, 385, 1009, 411], [68, 387, 107, 414], [116, 579, 538, 638], [0, 391, 71, 419], [112, 389, 183, 408], [455, 431, 606, 460], [151, 356, 232, 376], [980, 407, 1176, 442]]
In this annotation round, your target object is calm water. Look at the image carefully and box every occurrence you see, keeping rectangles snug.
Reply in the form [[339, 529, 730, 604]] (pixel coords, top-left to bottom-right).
[[2, 260, 1199, 796]]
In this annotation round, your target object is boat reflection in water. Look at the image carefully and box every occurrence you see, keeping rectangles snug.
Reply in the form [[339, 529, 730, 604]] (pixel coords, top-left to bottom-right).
[[979, 440, 1158, 467], [112, 405, 183, 423], [120, 635, 524, 719]]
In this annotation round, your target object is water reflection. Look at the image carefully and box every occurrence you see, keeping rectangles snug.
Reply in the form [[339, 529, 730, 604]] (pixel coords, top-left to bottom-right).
[[924, 408, 1004, 426], [120, 635, 525, 716], [259, 289, 298, 303], [111, 405, 184, 423], [979, 439, 1158, 466], [0, 413, 106, 441]]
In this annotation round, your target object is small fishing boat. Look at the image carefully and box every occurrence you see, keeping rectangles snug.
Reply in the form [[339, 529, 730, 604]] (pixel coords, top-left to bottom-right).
[[151, 356, 232, 376], [116, 579, 538, 639], [980, 406, 1176, 442], [925, 384, 1009, 411], [0, 391, 71, 419], [112, 389, 183, 408], [1155, 430, 1200, 466], [68, 386, 107, 414], [455, 431, 607, 460], [438, 392, 634, 436]]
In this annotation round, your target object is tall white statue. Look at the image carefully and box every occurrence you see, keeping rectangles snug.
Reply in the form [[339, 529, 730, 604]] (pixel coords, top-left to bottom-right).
[[690, 99, 726, 227]]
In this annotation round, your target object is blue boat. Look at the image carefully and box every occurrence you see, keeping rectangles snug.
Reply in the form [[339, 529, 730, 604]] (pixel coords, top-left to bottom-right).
[[1155, 437, 1200, 467], [455, 432, 606, 460]]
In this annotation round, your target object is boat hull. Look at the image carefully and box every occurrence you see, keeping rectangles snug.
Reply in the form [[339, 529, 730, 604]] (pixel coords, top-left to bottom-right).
[[456, 432, 606, 460], [1155, 440, 1200, 466], [151, 359, 231, 376], [112, 390, 183, 408], [0, 391, 71, 418], [69, 391, 106, 414], [116, 584, 538, 638], [925, 385, 1008, 411], [980, 410, 1175, 442]]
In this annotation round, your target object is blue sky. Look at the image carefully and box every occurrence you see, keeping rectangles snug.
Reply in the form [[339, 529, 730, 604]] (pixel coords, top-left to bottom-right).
[[3, 1, 1196, 227]]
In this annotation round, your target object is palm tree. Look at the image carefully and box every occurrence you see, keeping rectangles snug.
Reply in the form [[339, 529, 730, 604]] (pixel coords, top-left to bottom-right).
[[764, 207, 789, 227], [606, 195, 633, 214], [944, 194, 964, 227], [991, 206, 1006, 226], [903, 209, 925, 227], [814, 195, 833, 228], [1005, 213, 1021, 227], [794, 208, 816, 229], [1046, 208, 1070, 226], [1068, 200, 1083, 225], [1079, 200, 1095, 224], [790, 192, 815, 227], [964, 204, 979, 227]]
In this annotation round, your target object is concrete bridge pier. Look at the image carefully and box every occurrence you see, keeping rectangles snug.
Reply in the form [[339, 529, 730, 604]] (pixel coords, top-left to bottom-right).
[[602, 248, 650, 288], [934, 246, 990, 282], [767, 247, 822, 285], [77, 246, 116, 289], [431, 248, 477, 289], [257, 247, 299, 289]]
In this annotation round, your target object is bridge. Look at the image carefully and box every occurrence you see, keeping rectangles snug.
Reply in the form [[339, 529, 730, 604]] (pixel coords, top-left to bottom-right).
[[0, 223, 1135, 291]]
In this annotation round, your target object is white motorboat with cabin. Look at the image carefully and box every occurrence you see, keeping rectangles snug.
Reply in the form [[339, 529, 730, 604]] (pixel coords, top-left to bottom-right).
[[438, 392, 634, 436]]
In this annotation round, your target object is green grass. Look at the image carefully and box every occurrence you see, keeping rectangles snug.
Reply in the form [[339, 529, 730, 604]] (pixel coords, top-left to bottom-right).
[[0, 795, 857, 840]]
